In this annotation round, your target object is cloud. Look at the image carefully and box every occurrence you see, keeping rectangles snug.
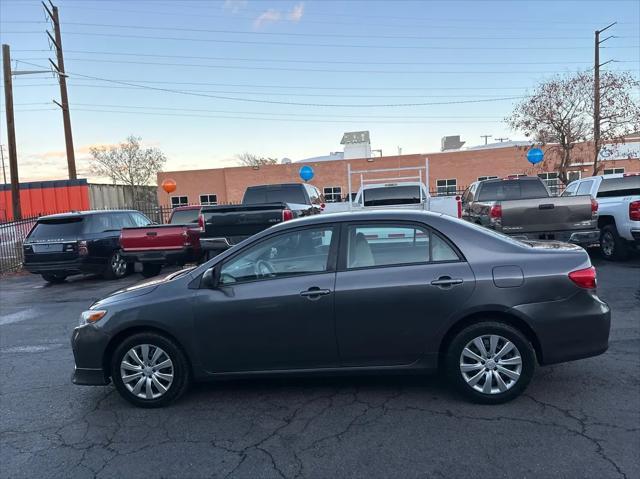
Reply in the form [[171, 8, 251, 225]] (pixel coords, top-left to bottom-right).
[[253, 2, 304, 29], [223, 0, 247, 13], [287, 2, 304, 22], [253, 9, 282, 28]]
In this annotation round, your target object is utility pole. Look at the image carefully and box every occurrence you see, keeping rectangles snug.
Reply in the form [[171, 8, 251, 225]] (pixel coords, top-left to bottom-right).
[[2, 44, 21, 220], [593, 22, 616, 175], [0, 145, 7, 185], [495, 137, 509, 143], [43, 0, 76, 179], [480, 134, 492, 145]]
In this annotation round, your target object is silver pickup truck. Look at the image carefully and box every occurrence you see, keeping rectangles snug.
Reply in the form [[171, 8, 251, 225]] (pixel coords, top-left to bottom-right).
[[461, 176, 599, 246]]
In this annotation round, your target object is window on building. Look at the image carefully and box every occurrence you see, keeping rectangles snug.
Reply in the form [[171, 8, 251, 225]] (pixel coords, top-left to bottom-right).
[[567, 171, 581, 182], [477, 176, 498, 181], [199, 194, 218, 206], [436, 178, 457, 196], [603, 167, 624, 175], [510, 173, 527, 178], [170, 196, 188, 208], [323, 186, 342, 203], [538, 172, 560, 195]]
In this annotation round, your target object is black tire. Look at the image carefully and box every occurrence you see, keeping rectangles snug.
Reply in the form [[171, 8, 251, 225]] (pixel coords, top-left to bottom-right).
[[42, 273, 67, 284], [445, 321, 535, 404], [599, 224, 629, 261], [141, 263, 163, 278], [103, 250, 130, 280], [111, 332, 190, 408]]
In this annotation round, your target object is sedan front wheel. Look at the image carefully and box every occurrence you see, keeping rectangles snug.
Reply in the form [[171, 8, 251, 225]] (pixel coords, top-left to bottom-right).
[[445, 321, 535, 404], [111, 332, 190, 408]]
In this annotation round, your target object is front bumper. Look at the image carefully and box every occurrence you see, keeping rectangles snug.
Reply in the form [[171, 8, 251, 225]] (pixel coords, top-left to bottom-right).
[[514, 291, 611, 365], [71, 324, 112, 386]]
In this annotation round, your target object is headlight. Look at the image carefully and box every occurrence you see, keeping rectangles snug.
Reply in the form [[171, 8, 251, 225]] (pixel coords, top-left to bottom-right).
[[79, 310, 107, 326]]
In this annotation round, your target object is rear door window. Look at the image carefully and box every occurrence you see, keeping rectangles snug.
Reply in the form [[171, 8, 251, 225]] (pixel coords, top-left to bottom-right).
[[597, 176, 640, 198], [576, 180, 594, 196], [362, 186, 422, 206], [562, 182, 578, 196], [28, 218, 84, 240]]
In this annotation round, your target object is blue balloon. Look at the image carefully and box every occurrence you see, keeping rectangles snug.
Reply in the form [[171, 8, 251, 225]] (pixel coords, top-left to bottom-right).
[[527, 148, 544, 165], [299, 165, 314, 182]]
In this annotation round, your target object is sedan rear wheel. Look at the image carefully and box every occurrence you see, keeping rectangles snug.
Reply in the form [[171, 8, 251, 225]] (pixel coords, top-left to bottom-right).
[[446, 321, 535, 404], [111, 332, 190, 408]]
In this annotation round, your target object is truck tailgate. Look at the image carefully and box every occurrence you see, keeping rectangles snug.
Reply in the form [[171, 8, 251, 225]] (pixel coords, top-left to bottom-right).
[[120, 225, 189, 251], [501, 195, 595, 233], [202, 203, 285, 240]]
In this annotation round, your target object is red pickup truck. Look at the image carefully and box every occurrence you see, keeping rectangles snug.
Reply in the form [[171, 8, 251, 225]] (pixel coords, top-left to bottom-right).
[[120, 205, 204, 277]]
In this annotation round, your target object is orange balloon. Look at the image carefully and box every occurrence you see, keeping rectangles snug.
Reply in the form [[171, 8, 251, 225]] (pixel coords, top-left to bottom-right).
[[162, 179, 177, 194]]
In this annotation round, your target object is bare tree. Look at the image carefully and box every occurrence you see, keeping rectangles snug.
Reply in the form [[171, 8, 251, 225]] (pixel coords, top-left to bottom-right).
[[236, 152, 278, 167], [591, 71, 640, 175], [507, 71, 640, 184], [90, 135, 167, 204]]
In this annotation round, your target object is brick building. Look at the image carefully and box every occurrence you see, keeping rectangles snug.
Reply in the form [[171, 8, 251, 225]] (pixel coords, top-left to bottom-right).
[[156, 139, 639, 207]]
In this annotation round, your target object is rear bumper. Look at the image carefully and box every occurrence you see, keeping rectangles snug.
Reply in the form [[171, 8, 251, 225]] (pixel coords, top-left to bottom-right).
[[514, 291, 610, 365], [71, 325, 111, 385], [630, 229, 640, 244], [510, 229, 600, 246], [24, 258, 105, 275], [121, 247, 199, 264]]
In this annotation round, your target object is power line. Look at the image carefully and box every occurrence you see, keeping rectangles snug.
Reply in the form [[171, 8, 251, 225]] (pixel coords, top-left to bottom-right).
[[16, 60, 528, 108], [11, 30, 638, 50]]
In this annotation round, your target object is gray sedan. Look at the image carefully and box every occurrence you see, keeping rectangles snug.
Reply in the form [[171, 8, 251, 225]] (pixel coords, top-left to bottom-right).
[[71, 210, 610, 407]]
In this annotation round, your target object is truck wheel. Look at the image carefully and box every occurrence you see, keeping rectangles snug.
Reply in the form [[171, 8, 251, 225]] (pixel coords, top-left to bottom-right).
[[42, 273, 67, 284], [600, 225, 629, 261], [103, 251, 129, 280], [141, 264, 162, 278]]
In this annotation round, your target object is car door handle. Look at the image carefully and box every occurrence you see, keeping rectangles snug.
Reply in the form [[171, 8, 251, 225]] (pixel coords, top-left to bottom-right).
[[300, 288, 331, 298], [146, 232, 157, 236], [431, 276, 463, 287]]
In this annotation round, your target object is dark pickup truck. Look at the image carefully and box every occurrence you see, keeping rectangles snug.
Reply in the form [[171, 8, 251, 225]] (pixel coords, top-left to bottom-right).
[[120, 205, 203, 277], [461, 176, 599, 246], [200, 183, 323, 258]]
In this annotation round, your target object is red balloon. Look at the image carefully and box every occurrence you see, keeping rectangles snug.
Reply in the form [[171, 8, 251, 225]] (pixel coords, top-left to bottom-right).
[[162, 179, 177, 194]]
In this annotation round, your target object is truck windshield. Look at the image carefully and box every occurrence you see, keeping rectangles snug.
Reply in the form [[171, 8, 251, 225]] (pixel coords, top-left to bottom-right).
[[597, 176, 640, 198], [477, 180, 549, 201], [28, 217, 84, 240], [170, 209, 200, 224], [243, 185, 306, 205], [362, 186, 422, 206]]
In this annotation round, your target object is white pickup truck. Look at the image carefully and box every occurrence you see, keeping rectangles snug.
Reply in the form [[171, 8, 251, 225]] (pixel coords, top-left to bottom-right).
[[322, 163, 461, 218], [563, 173, 640, 260]]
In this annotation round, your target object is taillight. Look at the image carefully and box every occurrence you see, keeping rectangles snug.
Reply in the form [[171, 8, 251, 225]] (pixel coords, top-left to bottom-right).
[[78, 240, 89, 256], [630, 200, 640, 221], [489, 205, 502, 219], [568, 266, 596, 289], [591, 198, 598, 215], [282, 209, 294, 222], [198, 213, 205, 232], [320, 203, 325, 210]]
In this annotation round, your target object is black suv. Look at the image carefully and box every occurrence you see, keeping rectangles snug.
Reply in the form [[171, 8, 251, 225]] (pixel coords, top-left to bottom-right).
[[23, 210, 152, 283]]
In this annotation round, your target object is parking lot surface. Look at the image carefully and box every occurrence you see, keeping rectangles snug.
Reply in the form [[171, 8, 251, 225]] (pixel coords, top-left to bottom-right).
[[1, 254, 639, 479]]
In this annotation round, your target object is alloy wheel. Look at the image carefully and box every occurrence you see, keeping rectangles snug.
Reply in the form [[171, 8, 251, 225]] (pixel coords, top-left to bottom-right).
[[601, 231, 614, 257], [459, 334, 522, 395], [111, 252, 128, 277], [120, 344, 174, 399]]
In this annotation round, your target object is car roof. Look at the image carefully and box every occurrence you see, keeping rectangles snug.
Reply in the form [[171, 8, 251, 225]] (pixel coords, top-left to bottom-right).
[[38, 210, 138, 221]]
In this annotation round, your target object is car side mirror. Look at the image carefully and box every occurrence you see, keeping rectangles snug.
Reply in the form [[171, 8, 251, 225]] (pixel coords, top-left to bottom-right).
[[201, 267, 218, 289]]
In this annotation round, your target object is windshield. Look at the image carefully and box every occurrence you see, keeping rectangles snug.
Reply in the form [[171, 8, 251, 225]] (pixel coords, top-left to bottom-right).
[[597, 176, 640, 198], [28, 218, 84, 240], [362, 186, 422, 206], [477, 180, 549, 201], [170, 209, 200, 224]]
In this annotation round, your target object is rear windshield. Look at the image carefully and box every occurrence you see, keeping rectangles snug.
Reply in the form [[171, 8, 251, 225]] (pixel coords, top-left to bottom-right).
[[362, 186, 422, 206], [243, 185, 306, 204], [28, 218, 84, 240], [597, 176, 640, 198], [170, 209, 200, 224], [477, 180, 549, 201]]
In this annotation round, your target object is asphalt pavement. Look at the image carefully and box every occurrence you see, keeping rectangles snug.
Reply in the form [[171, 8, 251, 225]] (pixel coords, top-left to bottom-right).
[[1, 253, 639, 479]]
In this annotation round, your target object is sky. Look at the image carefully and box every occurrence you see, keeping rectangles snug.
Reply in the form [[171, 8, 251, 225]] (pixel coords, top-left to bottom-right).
[[0, 0, 639, 182]]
